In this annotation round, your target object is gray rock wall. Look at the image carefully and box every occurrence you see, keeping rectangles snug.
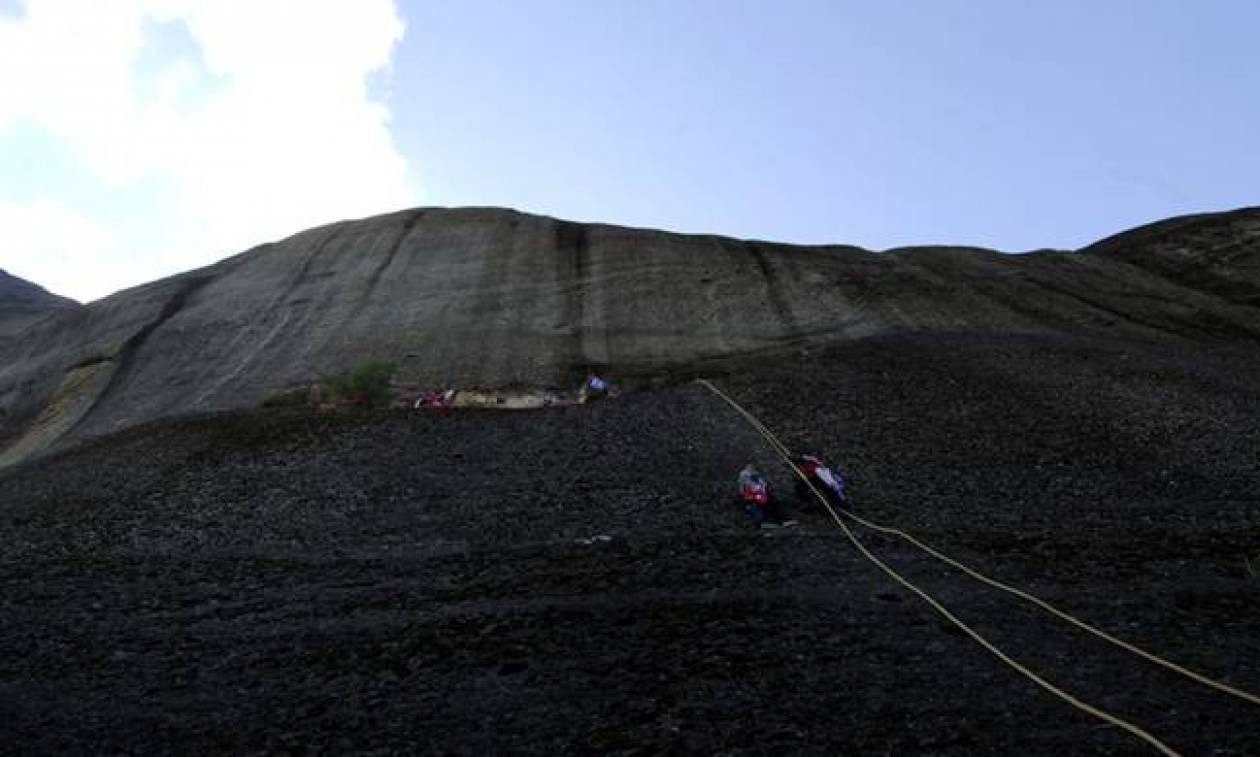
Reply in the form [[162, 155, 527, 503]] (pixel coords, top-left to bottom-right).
[[0, 269, 79, 340], [1, 206, 1258, 464]]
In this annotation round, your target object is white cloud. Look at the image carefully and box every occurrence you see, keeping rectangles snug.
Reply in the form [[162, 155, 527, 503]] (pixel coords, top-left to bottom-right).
[[0, 0, 417, 302], [0, 198, 130, 300]]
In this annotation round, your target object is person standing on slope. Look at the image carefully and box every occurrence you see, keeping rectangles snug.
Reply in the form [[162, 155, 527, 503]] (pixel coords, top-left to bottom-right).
[[579, 372, 611, 404], [738, 464, 796, 529]]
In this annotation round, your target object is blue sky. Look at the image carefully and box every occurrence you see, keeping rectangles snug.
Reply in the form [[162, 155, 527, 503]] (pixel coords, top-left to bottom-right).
[[2, 1, 1258, 302]]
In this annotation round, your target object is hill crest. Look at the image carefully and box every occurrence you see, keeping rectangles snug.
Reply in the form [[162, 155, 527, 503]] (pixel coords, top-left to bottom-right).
[[1, 205, 1257, 466]]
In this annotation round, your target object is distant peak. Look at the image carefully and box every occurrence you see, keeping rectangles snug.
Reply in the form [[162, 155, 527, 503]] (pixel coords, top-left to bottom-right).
[[0, 269, 80, 309]]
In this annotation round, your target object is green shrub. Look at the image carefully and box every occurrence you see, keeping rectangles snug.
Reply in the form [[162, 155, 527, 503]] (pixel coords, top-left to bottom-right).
[[1246, 553, 1259, 580], [323, 360, 396, 408]]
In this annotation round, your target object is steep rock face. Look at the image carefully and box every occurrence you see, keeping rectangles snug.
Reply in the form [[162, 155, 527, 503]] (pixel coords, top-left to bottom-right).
[[1, 206, 1259, 464], [0, 269, 79, 339], [1082, 207, 1260, 309]]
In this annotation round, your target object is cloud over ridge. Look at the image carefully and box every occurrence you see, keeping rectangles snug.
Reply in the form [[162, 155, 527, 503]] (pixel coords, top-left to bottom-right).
[[0, 0, 417, 302]]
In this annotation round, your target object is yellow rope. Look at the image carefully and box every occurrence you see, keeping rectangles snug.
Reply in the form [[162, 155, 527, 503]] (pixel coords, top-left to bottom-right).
[[705, 380, 1260, 710], [697, 379, 1183, 756], [849, 514, 1260, 705]]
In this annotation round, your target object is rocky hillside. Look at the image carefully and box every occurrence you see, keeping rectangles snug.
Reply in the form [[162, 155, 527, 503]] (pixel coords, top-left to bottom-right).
[[1, 333, 1256, 754], [1082, 207, 1260, 309], [1, 206, 1258, 465], [0, 268, 78, 339]]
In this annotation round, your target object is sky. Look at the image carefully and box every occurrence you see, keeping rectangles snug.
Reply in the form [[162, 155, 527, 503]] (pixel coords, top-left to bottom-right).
[[1, 0, 1258, 303]]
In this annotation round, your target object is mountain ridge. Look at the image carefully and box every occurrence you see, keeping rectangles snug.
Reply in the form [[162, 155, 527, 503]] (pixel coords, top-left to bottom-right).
[[0, 268, 80, 339], [1, 205, 1257, 466]]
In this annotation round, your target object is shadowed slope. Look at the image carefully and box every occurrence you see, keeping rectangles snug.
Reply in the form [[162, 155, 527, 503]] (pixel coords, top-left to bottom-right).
[[0, 333, 1256, 755]]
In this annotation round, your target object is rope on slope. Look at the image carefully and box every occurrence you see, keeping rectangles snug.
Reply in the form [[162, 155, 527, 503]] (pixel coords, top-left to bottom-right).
[[696, 378, 1183, 757], [699, 379, 1260, 710]]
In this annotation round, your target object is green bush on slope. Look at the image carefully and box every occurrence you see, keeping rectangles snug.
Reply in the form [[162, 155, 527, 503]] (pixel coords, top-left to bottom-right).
[[322, 360, 396, 408]]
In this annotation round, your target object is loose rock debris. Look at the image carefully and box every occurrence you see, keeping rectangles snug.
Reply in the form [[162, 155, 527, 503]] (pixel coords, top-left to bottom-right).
[[0, 333, 1258, 755]]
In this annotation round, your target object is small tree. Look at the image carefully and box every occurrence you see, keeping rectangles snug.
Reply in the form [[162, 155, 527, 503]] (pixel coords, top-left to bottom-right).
[[324, 360, 396, 408]]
